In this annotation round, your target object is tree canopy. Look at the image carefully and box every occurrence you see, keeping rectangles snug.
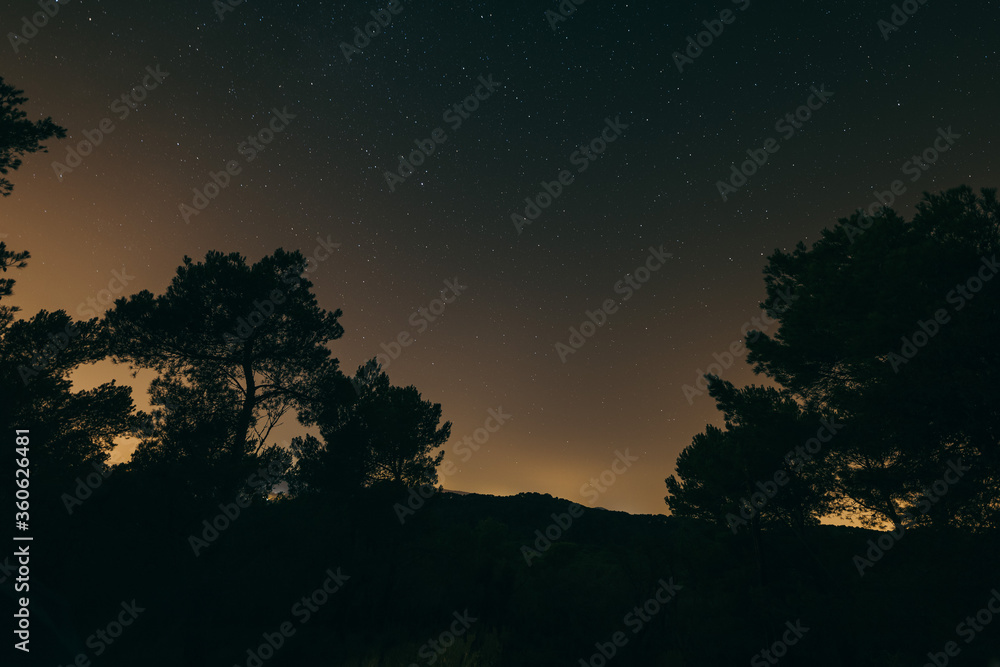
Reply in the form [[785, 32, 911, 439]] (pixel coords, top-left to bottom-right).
[[104, 249, 345, 491], [0, 75, 66, 196], [672, 186, 1000, 533], [291, 359, 451, 496]]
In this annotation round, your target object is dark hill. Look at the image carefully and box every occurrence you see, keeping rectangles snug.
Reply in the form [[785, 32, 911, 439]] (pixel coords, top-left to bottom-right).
[[33, 484, 999, 667]]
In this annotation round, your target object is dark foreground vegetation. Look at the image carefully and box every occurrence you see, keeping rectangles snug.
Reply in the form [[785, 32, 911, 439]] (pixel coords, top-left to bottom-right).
[[18, 487, 1000, 666]]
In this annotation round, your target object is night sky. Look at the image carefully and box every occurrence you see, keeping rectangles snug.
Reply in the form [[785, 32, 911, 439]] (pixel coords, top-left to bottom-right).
[[3, 0, 996, 514]]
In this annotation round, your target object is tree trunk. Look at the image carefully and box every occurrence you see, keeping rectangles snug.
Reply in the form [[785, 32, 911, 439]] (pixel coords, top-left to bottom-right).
[[234, 352, 256, 465]]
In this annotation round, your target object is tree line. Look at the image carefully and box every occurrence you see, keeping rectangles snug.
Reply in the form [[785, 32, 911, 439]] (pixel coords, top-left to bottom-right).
[[666, 184, 1000, 581]]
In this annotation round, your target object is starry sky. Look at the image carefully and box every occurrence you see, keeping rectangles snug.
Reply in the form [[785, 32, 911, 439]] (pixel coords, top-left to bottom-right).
[[2, 0, 996, 514]]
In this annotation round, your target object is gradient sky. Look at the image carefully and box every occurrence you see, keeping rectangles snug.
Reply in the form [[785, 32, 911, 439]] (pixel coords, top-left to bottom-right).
[[2, 0, 996, 514]]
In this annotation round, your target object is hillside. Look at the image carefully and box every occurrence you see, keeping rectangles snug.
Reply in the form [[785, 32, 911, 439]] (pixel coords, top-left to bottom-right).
[[33, 485, 998, 666]]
